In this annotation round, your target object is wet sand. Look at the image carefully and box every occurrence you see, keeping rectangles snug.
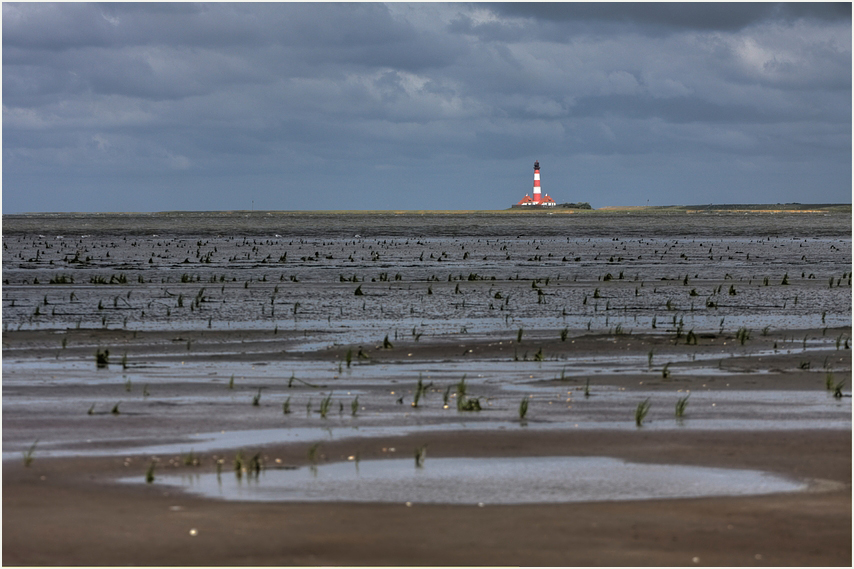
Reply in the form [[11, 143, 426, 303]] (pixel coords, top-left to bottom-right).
[[3, 211, 851, 565], [2, 418, 851, 566], [3, 328, 852, 566]]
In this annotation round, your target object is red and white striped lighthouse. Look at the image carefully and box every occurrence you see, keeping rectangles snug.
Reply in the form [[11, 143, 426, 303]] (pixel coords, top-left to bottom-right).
[[532, 160, 541, 203]]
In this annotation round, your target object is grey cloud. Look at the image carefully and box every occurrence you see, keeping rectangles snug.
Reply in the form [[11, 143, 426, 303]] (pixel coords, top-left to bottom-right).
[[2, 3, 850, 212], [489, 2, 850, 31]]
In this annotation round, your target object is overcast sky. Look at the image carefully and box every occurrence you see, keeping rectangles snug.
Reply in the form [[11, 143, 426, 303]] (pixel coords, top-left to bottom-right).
[[3, 2, 851, 213]]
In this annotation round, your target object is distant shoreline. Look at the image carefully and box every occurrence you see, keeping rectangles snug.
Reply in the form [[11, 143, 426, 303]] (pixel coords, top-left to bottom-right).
[[3, 203, 851, 216]]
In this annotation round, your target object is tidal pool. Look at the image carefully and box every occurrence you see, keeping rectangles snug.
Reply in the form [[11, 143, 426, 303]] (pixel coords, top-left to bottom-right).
[[147, 456, 805, 505]]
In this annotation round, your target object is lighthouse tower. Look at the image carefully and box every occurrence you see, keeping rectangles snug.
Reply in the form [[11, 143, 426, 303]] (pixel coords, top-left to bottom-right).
[[533, 160, 541, 203]]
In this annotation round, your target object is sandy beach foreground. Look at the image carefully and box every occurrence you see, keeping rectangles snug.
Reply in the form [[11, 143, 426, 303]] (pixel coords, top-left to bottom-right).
[[3, 428, 850, 566], [3, 327, 851, 566]]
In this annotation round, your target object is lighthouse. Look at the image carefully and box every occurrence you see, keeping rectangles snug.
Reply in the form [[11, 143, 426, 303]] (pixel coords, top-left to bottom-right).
[[512, 161, 557, 207]]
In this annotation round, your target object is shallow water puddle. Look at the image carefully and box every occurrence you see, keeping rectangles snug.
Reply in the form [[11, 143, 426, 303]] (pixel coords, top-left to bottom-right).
[[147, 456, 805, 504]]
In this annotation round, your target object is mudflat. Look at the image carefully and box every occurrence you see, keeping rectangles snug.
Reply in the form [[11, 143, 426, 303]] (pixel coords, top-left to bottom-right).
[[3, 211, 851, 566]]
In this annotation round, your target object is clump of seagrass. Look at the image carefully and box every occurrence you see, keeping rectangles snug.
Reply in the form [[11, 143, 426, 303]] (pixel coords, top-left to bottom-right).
[[411, 375, 433, 408], [635, 398, 651, 427], [414, 445, 427, 468], [22, 439, 38, 467], [234, 450, 263, 480], [319, 394, 333, 418], [832, 378, 846, 399], [95, 349, 110, 368], [675, 395, 689, 419], [455, 375, 481, 411], [145, 460, 156, 483], [519, 397, 529, 421]]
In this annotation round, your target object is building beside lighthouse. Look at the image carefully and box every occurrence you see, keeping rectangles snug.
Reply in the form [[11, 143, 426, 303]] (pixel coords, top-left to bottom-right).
[[513, 160, 556, 207]]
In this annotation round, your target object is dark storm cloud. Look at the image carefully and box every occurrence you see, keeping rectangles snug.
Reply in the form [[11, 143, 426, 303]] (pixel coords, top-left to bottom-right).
[[2, 3, 850, 212], [452, 3, 852, 45], [490, 2, 851, 31]]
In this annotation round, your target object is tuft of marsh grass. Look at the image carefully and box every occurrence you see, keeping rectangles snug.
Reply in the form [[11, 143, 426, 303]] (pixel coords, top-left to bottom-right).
[[517, 328, 524, 343], [228, 374, 235, 389], [825, 372, 835, 391], [22, 439, 38, 467], [414, 444, 427, 468], [442, 385, 452, 407], [124, 377, 132, 392], [675, 395, 689, 418], [87, 403, 95, 415], [647, 349, 654, 368], [111, 402, 121, 415], [351, 396, 359, 416], [455, 377, 481, 412], [560, 327, 569, 341], [283, 396, 291, 414], [307, 443, 321, 464], [319, 394, 333, 418], [252, 388, 262, 406], [635, 398, 651, 427], [661, 363, 671, 379], [234, 451, 245, 479], [519, 397, 529, 420], [411, 375, 433, 408], [833, 378, 846, 399], [247, 453, 263, 477], [145, 460, 156, 483], [456, 374, 467, 398], [584, 378, 591, 398], [95, 349, 110, 368], [736, 327, 750, 345], [383, 335, 394, 349]]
